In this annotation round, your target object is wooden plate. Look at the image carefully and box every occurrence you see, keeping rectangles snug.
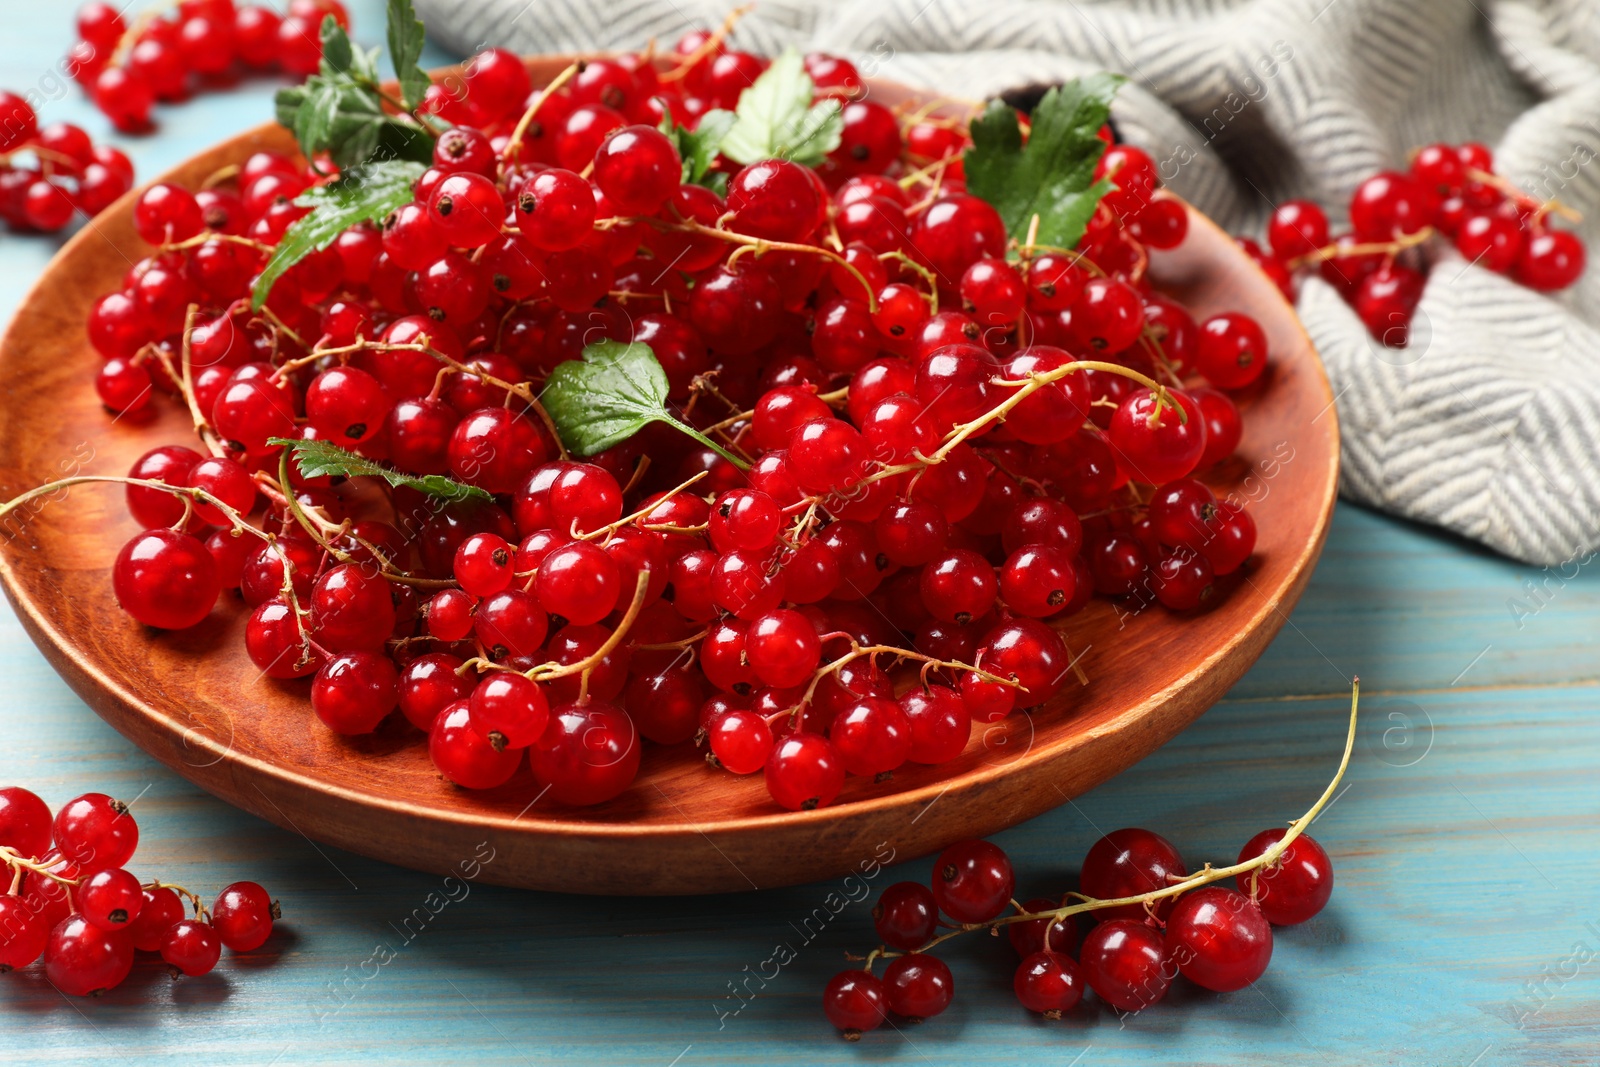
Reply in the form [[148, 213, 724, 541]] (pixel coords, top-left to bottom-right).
[[0, 62, 1338, 895]]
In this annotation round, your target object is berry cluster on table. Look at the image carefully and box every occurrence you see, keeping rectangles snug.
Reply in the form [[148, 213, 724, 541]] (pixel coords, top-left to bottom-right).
[[0, 785, 278, 996]]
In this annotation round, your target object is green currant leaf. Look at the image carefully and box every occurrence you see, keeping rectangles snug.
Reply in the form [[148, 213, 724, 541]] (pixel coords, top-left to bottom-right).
[[718, 50, 842, 168], [662, 108, 736, 187], [269, 437, 493, 503], [540, 340, 749, 468], [964, 73, 1125, 250], [251, 160, 425, 310], [386, 0, 430, 111]]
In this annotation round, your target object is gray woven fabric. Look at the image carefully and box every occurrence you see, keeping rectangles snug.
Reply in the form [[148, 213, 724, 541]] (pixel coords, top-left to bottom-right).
[[418, 0, 1600, 566]]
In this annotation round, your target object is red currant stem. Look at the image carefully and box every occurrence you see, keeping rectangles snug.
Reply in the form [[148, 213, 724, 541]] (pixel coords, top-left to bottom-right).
[[145, 880, 210, 922], [574, 470, 708, 543], [619, 455, 652, 497], [861, 359, 1175, 490], [1287, 227, 1434, 270], [635, 628, 710, 651], [200, 163, 241, 190], [0, 476, 264, 542], [285, 337, 572, 462], [877, 250, 941, 312], [459, 572, 653, 686], [658, 4, 753, 82], [273, 452, 453, 589], [0, 144, 80, 170], [644, 217, 880, 312], [174, 304, 229, 457], [160, 232, 277, 257], [501, 61, 584, 170], [0, 846, 80, 887], [869, 678, 1362, 963], [1137, 325, 1186, 389], [1012, 238, 1105, 278], [1464, 167, 1582, 223], [797, 640, 1019, 719], [109, 9, 159, 66], [258, 305, 311, 352]]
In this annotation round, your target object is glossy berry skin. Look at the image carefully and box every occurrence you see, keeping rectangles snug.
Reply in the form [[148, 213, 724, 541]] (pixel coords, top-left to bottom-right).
[[306, 365, 386, 443], [453, 532, 515, 597], [1266, 199, 1329, 260], [931, 839, 1014, 923], [1009, 897, 1080, 958], [976, 618, 1069, 708], [1455, 212, 1523, 273], [765, 733, 845, 811], [113, 529, 220, 631], [1196, 312, 1269, 390], [468, 672, 550, 750], [430, 702, 522, 789], [898, 686, 971, 764], [399, 653, 475, 732], [1014, 951, 1084, 1016], [831, 697, 912, 776], [528, 701, 640, 806], [0, 895, 48, 971], [872, 881, 939, 950], [187, 456, 257, 527], [474, 590, 550, 659], [79, 867, 143, 931], [310, 565, 396, 653], [1079, 919, 1172, 1012], [162, 919, 222, 977], [125, 885, 185, 953], [311, 652, 399, 735], [911, 194, 1007, 286], [727, 160, 821, 242], [823, 969, 887, 1036], [212, 880, 277, 952], [788, 418, 869, 493], [0, 786, 52, 858], [45, 914, 135, 996], [707, 709, 773, 775], [515, 168, 596, 251], [883, 953, 954, 1020], [745, 609, 822, 689], [1080, 828, 1187, 923], [1109, 388, 1207, 485], [590, 125, 680, 215], [1164, 886, 1273, 992], [1348, 171, 1435, 241], [1236, 829, 1334, 925], [921, 550, 998, 625], [1516, 228, 1586, 291], [1000, 544, 1077, 618], [536, 542, 622, 626]]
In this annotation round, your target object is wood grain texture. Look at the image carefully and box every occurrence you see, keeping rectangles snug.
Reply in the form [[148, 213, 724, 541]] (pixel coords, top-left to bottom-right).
[[0, 65, 1337, 894], [3, 6, 1596, 1066]]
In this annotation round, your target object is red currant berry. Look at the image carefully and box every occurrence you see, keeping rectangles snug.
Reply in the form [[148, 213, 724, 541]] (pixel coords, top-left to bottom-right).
[[79, 867, 143, 931], [1165, 886, 1273, 992], [45, 914, 134, 996], [872, 881, 939, 950], [883, 952, 954, 1020], [1081, 827, 1187, 923], [113, 529, 219, 630], [1195, 312, 1269, 390], [1079, 919, 1172, 1012], [930, 839, 1014, 923], [311, 651, 399, 735], [1236, 829, 1334, 925], [162, 918, 222, 977], [823, 969, 887, 1037], [1014, 950, 1083, 1016], [528, 700, 640, 805], [765, 733, 845, 810]]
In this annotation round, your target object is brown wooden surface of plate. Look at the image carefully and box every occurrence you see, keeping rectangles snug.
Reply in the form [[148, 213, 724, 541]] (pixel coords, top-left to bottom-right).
[[0, 60, 1338, 895]]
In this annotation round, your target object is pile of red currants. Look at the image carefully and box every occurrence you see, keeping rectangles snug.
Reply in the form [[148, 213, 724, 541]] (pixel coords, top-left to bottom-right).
[[68, 0, 349, 133], [46, 24, 1279, 815], [0, 785, 278, 995], [826, 823, 1334, 1037], [0, 90, 133, 232], [1246, 141, 1586, 347]]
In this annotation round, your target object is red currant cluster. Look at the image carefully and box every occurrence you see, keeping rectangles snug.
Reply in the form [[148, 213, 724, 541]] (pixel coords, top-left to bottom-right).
[[1245, 141, 1586, 347], [0, 90, 133, 231], [38, 28, 1280, 814], [827, 823, 1333, 1037], [0, 785, 279, 996], [69, 0, 349, 133]]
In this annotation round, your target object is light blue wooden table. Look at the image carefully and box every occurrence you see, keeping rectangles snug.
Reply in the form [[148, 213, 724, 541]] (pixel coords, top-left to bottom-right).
[[1, 3, 1597, 1064]]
